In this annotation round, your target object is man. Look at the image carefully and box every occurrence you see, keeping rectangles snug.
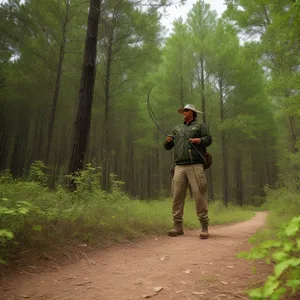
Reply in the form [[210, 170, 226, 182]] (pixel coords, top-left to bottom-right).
[[164, 104, 212, 239]]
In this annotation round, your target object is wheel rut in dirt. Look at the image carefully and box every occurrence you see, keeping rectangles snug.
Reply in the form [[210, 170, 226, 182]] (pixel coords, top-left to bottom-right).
[[1, 212, 271, 300]]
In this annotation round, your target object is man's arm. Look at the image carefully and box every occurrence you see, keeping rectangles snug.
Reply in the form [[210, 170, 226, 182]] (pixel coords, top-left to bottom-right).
[[163, 128, 176, 150]]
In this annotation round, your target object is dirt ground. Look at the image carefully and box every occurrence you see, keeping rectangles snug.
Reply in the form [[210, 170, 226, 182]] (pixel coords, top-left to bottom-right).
[[1, 212, 280, 300]]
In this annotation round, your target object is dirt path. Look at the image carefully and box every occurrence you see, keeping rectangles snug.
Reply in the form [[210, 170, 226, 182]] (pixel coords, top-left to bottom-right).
[[1, 212, 272, 300]]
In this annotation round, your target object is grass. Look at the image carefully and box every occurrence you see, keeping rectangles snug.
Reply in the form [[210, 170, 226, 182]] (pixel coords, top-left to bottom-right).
[[247, 187, 300, 245], [0, 178, 257, 264]]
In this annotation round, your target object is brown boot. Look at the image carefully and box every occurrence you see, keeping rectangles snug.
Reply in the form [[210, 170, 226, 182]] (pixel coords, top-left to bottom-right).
[[168, 222, 184, 237], [200, 227, 209, 239]]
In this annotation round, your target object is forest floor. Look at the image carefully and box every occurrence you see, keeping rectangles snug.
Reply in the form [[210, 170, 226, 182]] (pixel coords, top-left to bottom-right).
[[0, 212, 280, 300]]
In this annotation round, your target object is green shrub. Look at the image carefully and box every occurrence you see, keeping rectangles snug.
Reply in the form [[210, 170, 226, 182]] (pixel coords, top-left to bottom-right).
[[0, 162, 256, 265], [239, 216, 300, 299], [238, 187, 300, 299], [247, 196, 266, 207], [0, 196, 43, 264]]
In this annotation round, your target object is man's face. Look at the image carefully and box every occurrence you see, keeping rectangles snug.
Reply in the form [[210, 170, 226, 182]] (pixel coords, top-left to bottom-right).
[[183, 109, 193, 120]]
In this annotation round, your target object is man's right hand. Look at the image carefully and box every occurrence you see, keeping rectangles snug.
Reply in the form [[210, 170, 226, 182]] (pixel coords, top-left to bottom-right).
[[166, 136, 174, 143]]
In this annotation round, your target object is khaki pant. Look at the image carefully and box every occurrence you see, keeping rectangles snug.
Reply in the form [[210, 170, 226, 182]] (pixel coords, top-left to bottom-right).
[[172, 164, 209, 227]]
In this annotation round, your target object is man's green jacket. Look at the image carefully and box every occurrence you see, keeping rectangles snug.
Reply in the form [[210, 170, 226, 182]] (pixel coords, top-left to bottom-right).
[[164, 120, 212, 165]]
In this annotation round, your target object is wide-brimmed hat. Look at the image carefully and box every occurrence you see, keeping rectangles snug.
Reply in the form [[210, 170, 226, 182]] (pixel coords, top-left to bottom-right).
[[177, 104, 203, 114]]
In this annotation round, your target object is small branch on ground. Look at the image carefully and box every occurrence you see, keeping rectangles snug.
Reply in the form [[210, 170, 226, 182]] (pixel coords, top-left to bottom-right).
[[18, 268, 36, 276]]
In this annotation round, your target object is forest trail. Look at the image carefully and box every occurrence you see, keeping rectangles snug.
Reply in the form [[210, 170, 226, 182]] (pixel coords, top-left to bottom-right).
[[1, 212, 272, 300]]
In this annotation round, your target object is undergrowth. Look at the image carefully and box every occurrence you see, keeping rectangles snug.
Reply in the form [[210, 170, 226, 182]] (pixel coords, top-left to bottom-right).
[[0, 162, 255, 265], [238, 187, 300, 299]]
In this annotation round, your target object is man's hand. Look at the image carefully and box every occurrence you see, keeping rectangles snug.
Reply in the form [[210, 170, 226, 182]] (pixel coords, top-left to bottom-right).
[[189, 138, 201, 144], [166, 136, 174, 143]]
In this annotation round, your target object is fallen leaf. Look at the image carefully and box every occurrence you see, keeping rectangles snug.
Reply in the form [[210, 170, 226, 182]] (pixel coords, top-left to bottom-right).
[[183, 270, 191, 274]]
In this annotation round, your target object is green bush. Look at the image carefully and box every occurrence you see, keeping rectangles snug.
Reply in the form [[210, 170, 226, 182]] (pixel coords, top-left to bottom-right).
[[239, 216, 300, 299], [0, 196, 42, 264], [0, 162, 256, 265], [238, 188, 300, 299], [247, 196, 266, 207]]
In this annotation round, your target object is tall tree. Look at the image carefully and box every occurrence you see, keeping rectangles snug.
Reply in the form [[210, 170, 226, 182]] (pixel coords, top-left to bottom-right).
[[224, 0, 300, 188], [187, 0, 217, 200], [45, 0, 71, 164], [68, 0, 101, 177], [207, 20, 240, 206]]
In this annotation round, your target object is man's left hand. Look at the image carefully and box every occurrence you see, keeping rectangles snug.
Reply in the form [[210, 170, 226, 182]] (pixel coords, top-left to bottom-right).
[[189, 138, 201, 144]]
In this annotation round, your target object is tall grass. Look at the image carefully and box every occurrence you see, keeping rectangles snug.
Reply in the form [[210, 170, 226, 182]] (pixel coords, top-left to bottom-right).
[[263, 187, 300, 228], [1, 177, 255, 262]]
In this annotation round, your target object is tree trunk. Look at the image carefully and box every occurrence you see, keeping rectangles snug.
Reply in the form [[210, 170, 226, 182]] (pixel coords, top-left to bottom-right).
[[0, 104, 9, 170], [289, 116, 298, 153], [45, 0, 70, 164], [10, 111, 30, 178], [101, 22, 114, 191], [235, 150, 243, 206], [68, 0, 101, 179], [200, 54, 206, 124], [199, 53, 214, 200], [219, 78, 229, 206], [251, 150, 259, 197]]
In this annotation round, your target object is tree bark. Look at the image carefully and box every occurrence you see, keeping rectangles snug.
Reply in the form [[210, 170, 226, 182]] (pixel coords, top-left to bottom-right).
[[200, 52, 214, 200], [101, 24, 114, 191], [10, 110, 30, 177], [289, 116, 298, 153], [235, 150, 243, 206], [219, 78, 229, 206], [200, 54, 206, 124], [0, 104, 9, 170], [68, 0, 101, 179], [45, 0, 70, 165]]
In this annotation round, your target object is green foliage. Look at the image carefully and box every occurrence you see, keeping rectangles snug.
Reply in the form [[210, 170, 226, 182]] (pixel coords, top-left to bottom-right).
[[264, 187, 300, 226], [110, 173, 125, 194], [0, 171, 255, 264], [0, 169, 13, 183], [184, 201, 255, 228], [66, 163, 102, 196], [238, 188, 300, 299], [247, 196, 266, 207], [239, 216, 300, 299], [28, 161, 47, 186], [0, 196, 42, 264]]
